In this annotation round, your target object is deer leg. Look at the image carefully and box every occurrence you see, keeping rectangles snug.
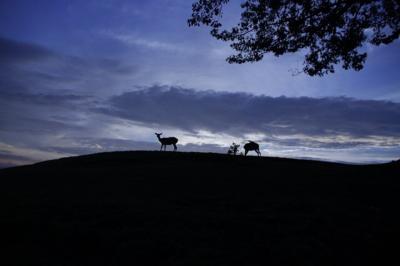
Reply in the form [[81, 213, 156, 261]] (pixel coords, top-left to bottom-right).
[[245, 149, 248, 156], [173, 143, 177, 151]]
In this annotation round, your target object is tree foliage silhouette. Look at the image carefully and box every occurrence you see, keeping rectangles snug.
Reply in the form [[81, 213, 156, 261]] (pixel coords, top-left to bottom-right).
[[188, 0, 400, 76], [227, 142, 240, 155]]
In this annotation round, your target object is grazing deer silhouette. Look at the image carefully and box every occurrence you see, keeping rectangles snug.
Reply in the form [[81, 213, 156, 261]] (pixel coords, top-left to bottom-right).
[[155, 133, 178, 151], [244, 141, 261, 156]]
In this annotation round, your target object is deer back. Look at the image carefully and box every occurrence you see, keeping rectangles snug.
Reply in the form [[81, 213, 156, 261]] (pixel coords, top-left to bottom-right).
[[244, 142, 259, 150], [161, 137, 178, 145]]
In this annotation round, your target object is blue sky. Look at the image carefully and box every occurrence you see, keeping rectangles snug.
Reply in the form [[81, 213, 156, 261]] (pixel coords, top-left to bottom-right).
[[0, 0, 399, 167]]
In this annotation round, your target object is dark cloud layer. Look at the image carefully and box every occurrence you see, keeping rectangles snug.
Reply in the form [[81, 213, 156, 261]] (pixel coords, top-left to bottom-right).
[[0, 151, 31, 163], [0, 36, 137, 73], [0, 37, 56, 63], [99, 86, 400, 138], [0, 36, 137, 96]]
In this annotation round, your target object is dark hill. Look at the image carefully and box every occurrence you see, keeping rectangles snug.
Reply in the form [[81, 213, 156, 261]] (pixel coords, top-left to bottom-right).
[[1, 151, 399, 265]]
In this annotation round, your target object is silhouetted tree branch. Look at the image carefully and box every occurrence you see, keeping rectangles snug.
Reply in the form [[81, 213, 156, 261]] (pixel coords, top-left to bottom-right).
[[188, 0, 400, 76]]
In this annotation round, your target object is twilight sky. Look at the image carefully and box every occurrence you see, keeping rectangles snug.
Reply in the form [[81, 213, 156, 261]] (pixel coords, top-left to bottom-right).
[[1, 0, 399, 167]]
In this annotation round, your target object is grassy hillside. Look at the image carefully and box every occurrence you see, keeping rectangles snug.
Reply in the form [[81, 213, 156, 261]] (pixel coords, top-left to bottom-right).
[[1, 151, 399, 265]]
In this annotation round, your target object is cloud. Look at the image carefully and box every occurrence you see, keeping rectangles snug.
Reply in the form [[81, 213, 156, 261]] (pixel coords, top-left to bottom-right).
[[98, 86, 400, 145], [0, 91, 92, 106], [0, 36, 138, 96], [0, 142, 73, 168], [0, 36, 133, 74], [264, 134, 400, 149], [115, 35, 177, 51], [0, 91, 94, 138], [0, 151, 32, 164], [102, 31, 193, 54], [0, 37, 56, 64]]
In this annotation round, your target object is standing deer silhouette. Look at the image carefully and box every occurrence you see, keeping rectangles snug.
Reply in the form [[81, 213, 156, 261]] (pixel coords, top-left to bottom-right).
[[155, 133, 178, 151], [244, 141, 261, 156]]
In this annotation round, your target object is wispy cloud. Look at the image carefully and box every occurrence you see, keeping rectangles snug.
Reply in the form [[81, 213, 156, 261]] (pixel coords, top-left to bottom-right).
[[115, 35, 177, 50], [0, 142, 74, 167], [104, 32, 190, 53]]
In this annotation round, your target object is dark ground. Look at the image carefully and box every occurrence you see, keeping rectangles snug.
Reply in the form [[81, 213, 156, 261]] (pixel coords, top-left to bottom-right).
[[1, 151, 399, 265]]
